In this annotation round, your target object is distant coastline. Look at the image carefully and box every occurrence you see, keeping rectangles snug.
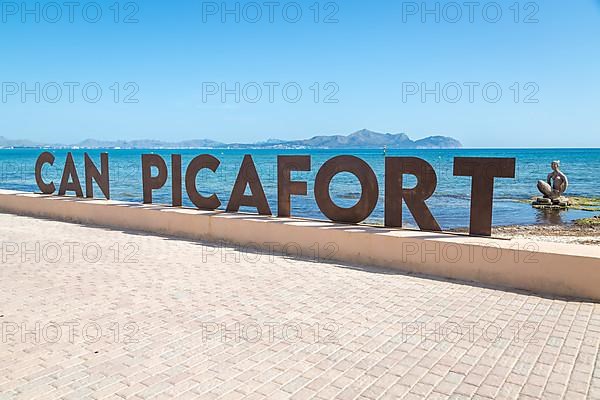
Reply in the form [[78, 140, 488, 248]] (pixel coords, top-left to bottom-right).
[[0, 129, 462, 150]]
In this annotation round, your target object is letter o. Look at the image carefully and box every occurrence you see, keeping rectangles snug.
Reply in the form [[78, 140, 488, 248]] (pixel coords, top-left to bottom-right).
[[82, 2, 102, 23], [442, 2, 462, 23], [482, 82, 502, 103], [442, 82, 462, 103], [482, 243, 502, 263], [42, 2, 62, 23], [82, 82, 102, 103], [282, 2, 302, 23], [242, 82, 262, 103], [43, 242, 62, 263], [282, 323, 302, 342], [484, 324, 501, 343], [282, 82, 302, 103], [82, 322, 102, 343], [42, 82, 62, 103], [442, 244, 462, 263], [43, 322, 62, 343], [242, 2, 262, 22], [482, 2, 502, 23], [83, 243, 102, 263], [282, 242, 302, 262], [242, 323, 262, 343], [314, 156, 379, 224], [241, 242, 262, 263]]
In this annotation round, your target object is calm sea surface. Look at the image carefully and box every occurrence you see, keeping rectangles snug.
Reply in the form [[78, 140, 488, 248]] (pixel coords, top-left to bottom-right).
[[1, 148, 598, 229]]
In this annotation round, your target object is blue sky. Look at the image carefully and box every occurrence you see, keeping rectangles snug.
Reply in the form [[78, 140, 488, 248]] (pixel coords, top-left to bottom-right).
[[0, 0, 599, 147]]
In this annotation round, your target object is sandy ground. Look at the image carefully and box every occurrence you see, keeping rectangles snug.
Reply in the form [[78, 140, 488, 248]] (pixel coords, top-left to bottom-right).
[[493, 224, 600, 246]]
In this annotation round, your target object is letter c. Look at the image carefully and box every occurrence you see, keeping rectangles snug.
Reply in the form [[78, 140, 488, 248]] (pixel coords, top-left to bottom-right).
[[185, 154, 221, 210], [35, 152, 56, 194]]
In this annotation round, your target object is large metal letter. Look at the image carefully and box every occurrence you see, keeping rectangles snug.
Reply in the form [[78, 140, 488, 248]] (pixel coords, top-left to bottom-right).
[[454, 157, 516, 236], [84, 153, 110, 199], [142, 154, 168, 204], [58, 152, 84, 197], [172, 154, 182, 207], [314, 156, 379, 224], [185, 154, 221, 210], [385, 157, 441, 231], [277, 155, 311, 217], [35, 152, 56, 194], [227, 155, 271, 215]]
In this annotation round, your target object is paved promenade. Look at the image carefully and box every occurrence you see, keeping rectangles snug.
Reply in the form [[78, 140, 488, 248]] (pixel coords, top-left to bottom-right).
[[1, 212, 599, 399]]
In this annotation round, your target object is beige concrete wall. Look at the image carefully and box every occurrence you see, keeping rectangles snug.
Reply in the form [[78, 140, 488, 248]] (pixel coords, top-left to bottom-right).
[[1, 189, 599, 301]]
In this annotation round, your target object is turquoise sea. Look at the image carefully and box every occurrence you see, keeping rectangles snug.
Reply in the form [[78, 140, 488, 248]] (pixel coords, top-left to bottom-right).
[[1, 148, 598, 229]]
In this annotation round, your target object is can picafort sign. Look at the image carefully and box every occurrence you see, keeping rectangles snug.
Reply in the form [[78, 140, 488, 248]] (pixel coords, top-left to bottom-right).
[[34, 152, 516, 237]]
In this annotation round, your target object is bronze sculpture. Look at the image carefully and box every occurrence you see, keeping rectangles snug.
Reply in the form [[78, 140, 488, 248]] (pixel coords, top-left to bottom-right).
[[534, 161, 570, 207]]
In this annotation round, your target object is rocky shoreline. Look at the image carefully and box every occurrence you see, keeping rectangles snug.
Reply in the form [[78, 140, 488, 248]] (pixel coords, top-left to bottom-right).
[[450, 216, 600, 245], [493, 218, 600, 245]]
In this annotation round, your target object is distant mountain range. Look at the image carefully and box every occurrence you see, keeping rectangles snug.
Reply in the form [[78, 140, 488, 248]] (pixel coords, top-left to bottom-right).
[[0, 137, 39, 148], [0, 130, 462, 149]]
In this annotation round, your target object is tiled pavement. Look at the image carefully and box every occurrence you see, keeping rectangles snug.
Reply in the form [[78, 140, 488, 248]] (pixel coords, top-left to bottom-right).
[[0, 212, 599, 399]]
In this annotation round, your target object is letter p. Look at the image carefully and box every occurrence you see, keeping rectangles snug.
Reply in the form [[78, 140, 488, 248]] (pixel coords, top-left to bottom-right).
[[2, 2, 19, 23], [201, 323, 219, 342], [1, 322, 19, 343], [402, 2, 419, 23], [202, 2, 219, 22], [2, 242, 19, 263], [2, 82, 19, 103], [402, 82, 419, 103], [202, 82, 219, 103], [141, 154, 168, 204]]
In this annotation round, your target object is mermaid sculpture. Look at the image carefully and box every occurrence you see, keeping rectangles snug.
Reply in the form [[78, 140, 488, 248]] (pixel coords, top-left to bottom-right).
[[534, 161, 570, 206]]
